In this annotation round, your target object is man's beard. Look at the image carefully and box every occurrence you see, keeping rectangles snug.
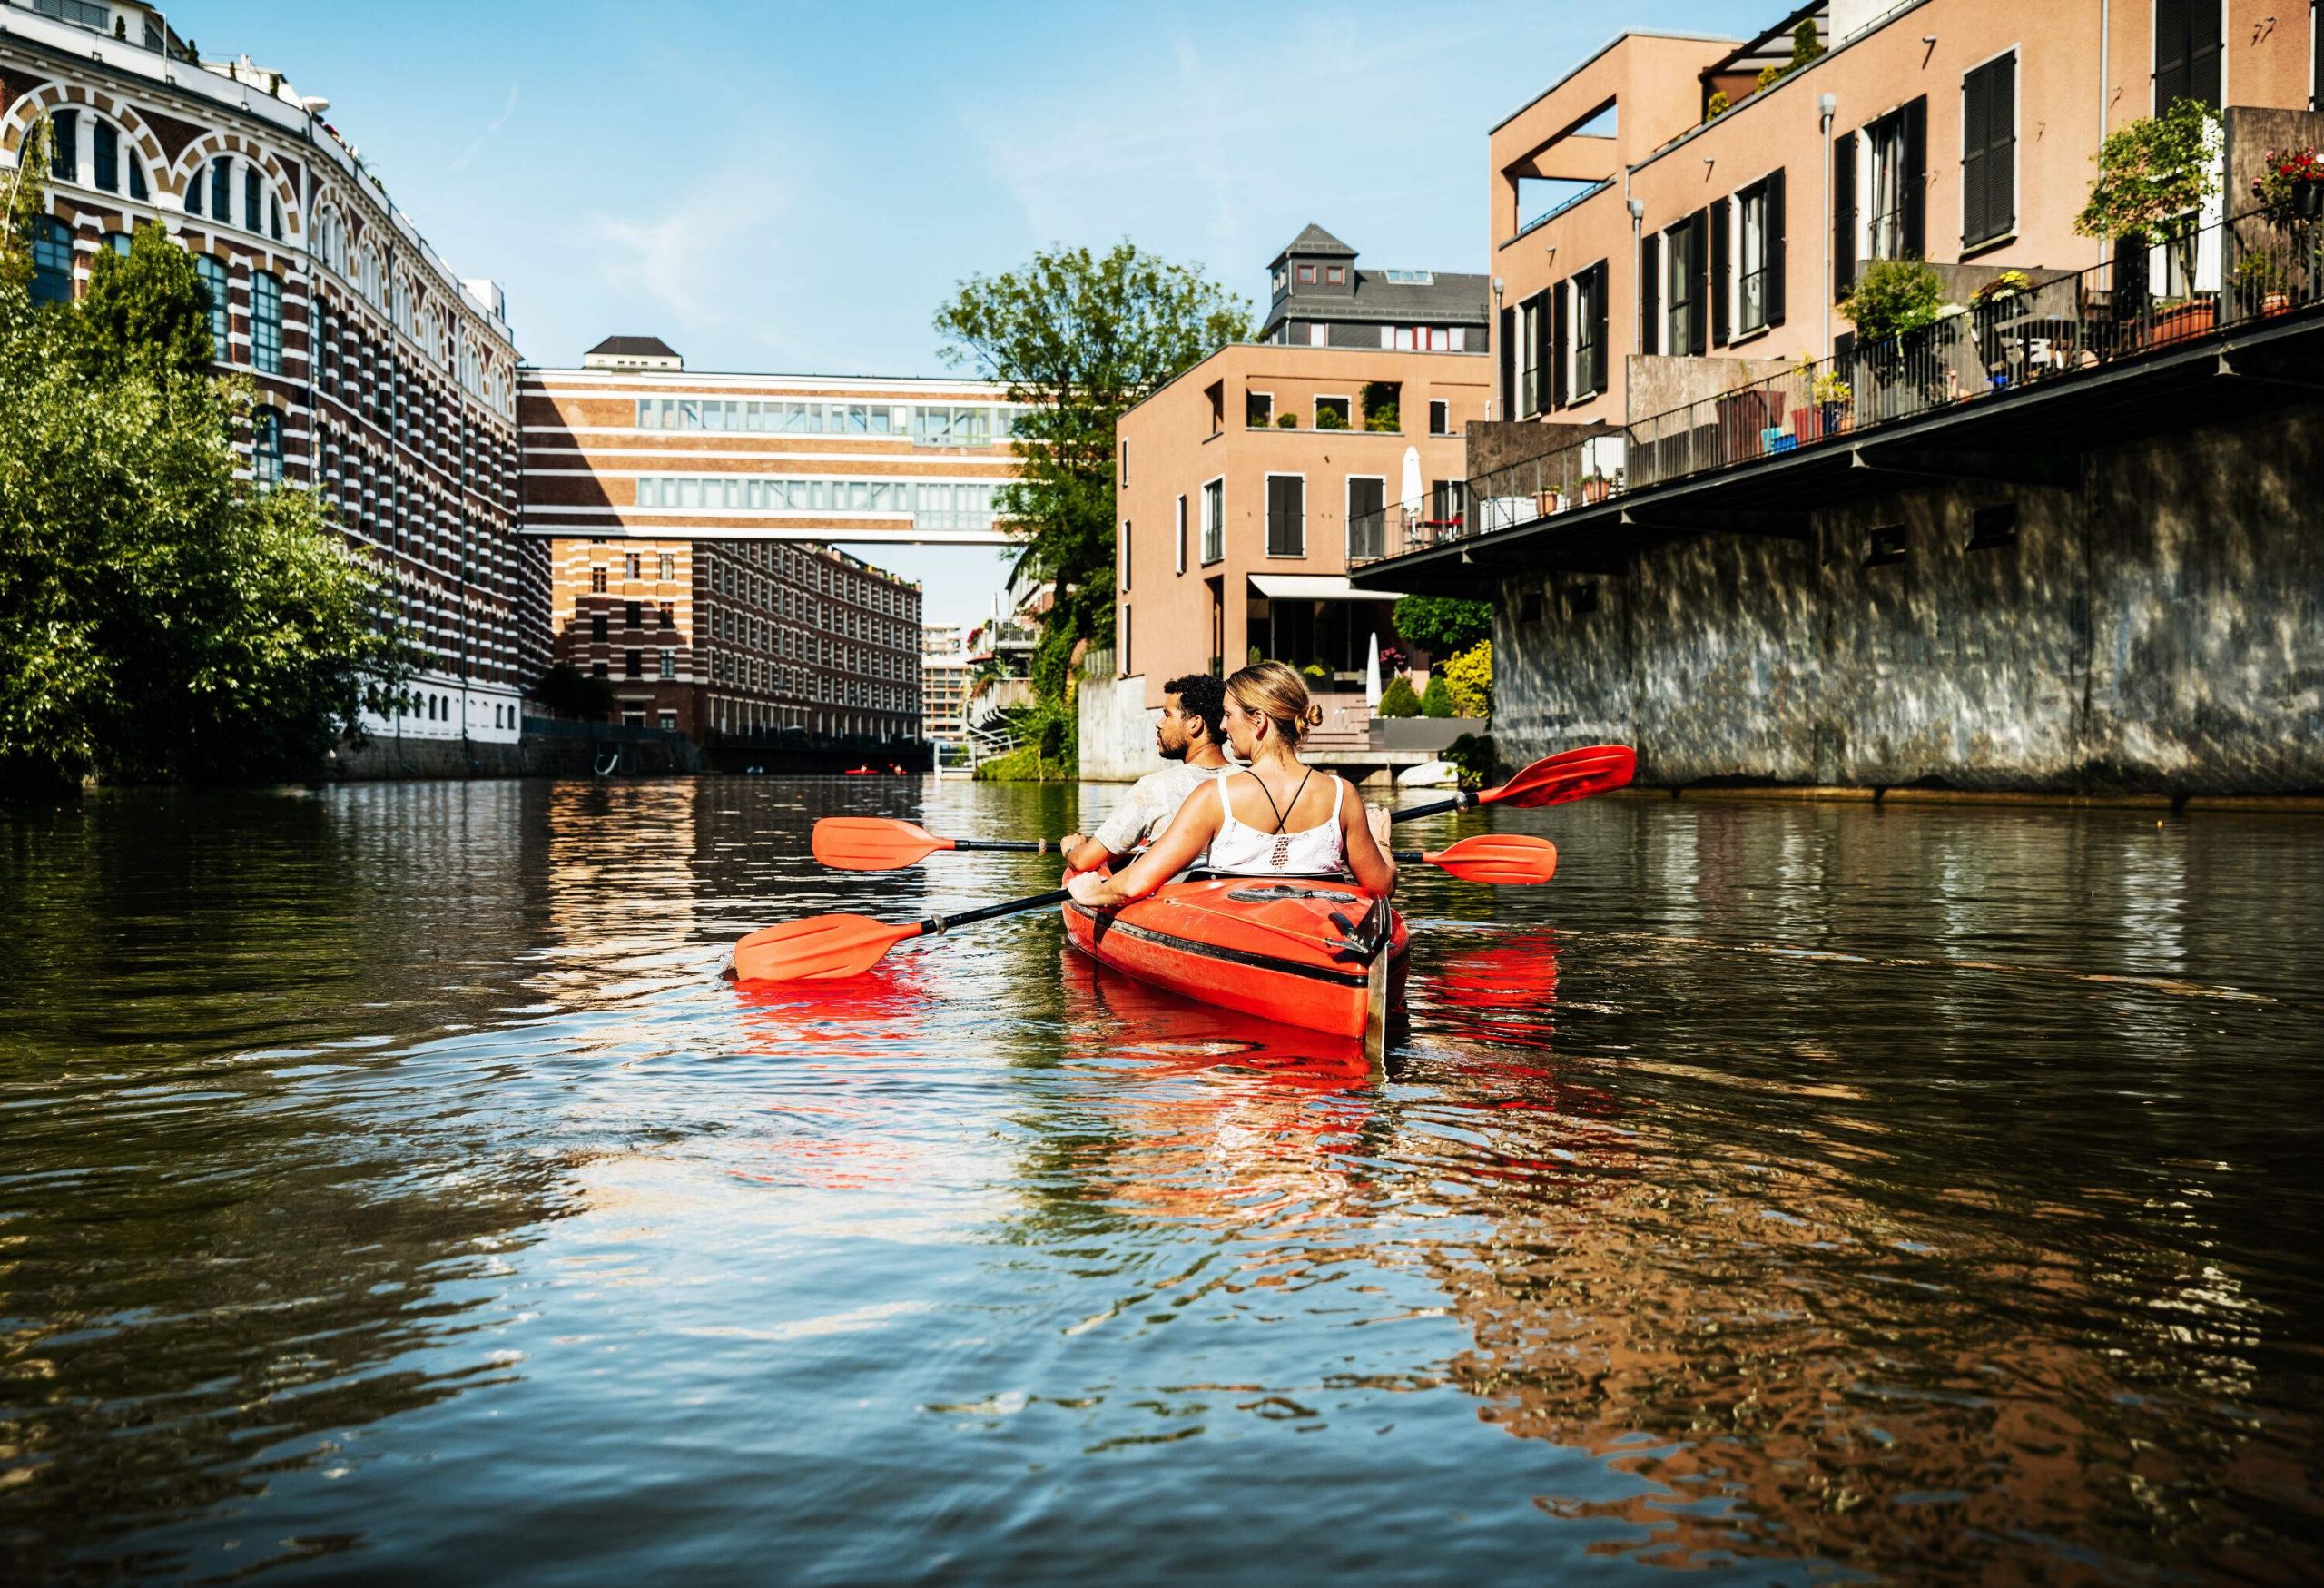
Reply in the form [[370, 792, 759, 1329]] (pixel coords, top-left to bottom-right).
[[1158, 739, 1187, 762]]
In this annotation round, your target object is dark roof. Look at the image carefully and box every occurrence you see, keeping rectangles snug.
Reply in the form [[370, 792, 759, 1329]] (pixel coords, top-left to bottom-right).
[[586, 335, 681, 359], [1260, 269, 1492, 335], [1269, 223, 1356, 266]]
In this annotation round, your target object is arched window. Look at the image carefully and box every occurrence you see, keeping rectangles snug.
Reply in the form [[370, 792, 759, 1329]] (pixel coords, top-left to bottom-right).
[[49, 110, 77, 182], [30, 217, 74, 305], [209, 156, 231, 223], [251, 271, 282, 373], [192, 253, 230, 362], [253, 409, 285, 490]]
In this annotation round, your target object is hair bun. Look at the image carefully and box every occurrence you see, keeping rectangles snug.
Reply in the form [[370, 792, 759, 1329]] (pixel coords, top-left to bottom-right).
[[1305, 703, 1325, 727]]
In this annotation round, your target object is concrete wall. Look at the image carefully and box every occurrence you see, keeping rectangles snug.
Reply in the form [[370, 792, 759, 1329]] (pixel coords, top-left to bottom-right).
[[1494, 404, 2324, 794], [1078, 670, 1157, 783]]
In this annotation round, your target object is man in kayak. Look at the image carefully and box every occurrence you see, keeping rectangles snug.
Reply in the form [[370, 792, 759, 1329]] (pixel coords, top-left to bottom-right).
[[1058, 673, 1233, 873], [1067, 661, 1396, 905]]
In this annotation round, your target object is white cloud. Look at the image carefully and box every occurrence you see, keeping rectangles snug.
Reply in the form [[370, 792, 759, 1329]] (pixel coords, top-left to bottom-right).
[[581, 165, 794, 337]]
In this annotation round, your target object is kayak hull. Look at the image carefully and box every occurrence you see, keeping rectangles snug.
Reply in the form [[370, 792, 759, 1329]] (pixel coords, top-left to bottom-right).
[[1062, 875, 1408, 1042]]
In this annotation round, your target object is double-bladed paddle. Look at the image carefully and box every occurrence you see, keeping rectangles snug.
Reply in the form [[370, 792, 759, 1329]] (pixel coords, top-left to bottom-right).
[[810, 744, 1636, 873], [729, 833, 1558, 983]]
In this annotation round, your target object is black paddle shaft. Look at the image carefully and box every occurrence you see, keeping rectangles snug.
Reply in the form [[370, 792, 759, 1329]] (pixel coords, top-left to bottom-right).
[[950, 837, 1053, 853], [917, 887, 1071, 936], [1388, 789, 1481, 824]]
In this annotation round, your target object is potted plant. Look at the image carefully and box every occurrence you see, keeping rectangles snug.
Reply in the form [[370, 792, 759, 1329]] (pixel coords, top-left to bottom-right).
[[2073, 100, 2222, 252], [1276, 411, 1297, 429], [1971, 269, 2034, 308], [1315, 406, 1349, 431], [1811, 370, 1853, 436], [1578, 471, 1610, 505], [2230, 243, 2296, 318], [2251, 144, 2324, 224]]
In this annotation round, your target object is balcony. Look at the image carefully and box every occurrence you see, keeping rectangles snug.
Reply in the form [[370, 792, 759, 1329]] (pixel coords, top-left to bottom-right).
[[1355, 206, 2324, 587]]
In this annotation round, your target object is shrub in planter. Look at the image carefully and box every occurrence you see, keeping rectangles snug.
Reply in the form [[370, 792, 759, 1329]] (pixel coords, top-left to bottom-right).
[[1840, 258, 1945, 343], [1376, 675, 1421, 718], [1419, 673, 1456, 718], [1276, 411, 1297, 428], [1315, 406, 1349, 430], [1440, 640, 1493, 719], [1363, 401, 1399, 432]]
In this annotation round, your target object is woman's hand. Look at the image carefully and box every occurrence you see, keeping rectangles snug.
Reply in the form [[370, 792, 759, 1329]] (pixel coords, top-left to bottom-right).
[[1366, 805, 1392, 850]]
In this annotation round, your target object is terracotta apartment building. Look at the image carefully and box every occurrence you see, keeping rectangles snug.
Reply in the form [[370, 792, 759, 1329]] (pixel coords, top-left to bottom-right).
[[3, 0, 542, 749], [1486, 0, 2321, 431], [521, 342, 1024, 744], [1111, 230, 1492, 707]]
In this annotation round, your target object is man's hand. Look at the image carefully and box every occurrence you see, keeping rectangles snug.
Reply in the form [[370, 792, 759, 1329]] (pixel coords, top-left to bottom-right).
[[1066, 871, 1112, 906], [1059, 833, 1087, 856]]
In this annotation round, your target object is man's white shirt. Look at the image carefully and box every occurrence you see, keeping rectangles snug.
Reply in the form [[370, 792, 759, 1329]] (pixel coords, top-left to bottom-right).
[[1091, 761, 1233, 859]]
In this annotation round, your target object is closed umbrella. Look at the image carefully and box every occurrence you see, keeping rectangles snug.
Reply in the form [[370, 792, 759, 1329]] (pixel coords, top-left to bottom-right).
[[1401, 446, 1423, 516], [1365, 629, 1383, 708]]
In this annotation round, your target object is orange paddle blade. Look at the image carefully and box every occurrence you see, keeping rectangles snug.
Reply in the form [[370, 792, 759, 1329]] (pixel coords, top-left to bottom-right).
[[1423, 833, 1559, 885], [732, 913, 923, 981], [812, 817, 954, 871], [1481, 744, 1636, 809]]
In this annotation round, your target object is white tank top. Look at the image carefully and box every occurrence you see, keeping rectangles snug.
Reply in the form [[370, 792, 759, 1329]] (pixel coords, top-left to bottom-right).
[[1206, 772, 1347, 876]]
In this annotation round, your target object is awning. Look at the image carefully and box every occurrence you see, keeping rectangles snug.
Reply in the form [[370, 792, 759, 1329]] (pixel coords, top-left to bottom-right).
[[1247, 574, 1406, 602]]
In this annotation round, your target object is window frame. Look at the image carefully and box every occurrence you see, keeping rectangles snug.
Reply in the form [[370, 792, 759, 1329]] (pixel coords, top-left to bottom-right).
[[1345, 474, 1387, 562], [1664, 217, 1703, 355], [192, 253, 230, 361], [1429, 398, 1451, 436], [1175, 493, 1188, 575], [1312, 393, 1354, 429], [1200, 477, 1226, 567], [250, 271, 282, 374], [29, 215, 74, 305], [1737, 179, 1774, 335]]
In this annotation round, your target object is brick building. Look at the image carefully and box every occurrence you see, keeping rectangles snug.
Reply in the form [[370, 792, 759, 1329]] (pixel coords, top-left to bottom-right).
[[520, 344, 1015, 746], [1, 0, 542, 745]]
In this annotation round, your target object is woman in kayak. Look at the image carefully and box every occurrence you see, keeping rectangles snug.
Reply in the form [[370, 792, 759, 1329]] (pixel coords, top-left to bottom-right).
[[1065, 660, 1397, 907]]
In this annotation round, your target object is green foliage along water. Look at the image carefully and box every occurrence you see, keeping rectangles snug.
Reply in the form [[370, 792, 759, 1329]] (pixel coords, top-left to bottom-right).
[[1, 194, 402, 797]]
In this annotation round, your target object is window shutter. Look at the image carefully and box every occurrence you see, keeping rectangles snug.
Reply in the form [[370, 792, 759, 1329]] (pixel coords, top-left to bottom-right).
[[1767, 169, 1787, 327], [1550, 279, 1570, 409], [1498, 305, 1516, 417], [2154, 0, 2192, 108], [2189, 4, 2221, 108], [1640, 232, 1660, 355], [1710, 196, 1732, 346], [1902, 96, 1927, 259], [1962, 65, 1990, 247], [1833, 132, 1857, 297], [1590, 265, 1610, 392], [1688, 209, 1709, 356]]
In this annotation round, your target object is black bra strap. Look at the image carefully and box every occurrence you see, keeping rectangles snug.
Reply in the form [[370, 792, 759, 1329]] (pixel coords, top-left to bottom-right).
[[1249, 767, 1314, 834]]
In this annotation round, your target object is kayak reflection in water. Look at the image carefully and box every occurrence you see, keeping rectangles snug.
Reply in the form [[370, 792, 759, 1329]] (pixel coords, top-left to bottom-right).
[[1066, 661, 1397, 907], [1058, 672, 1234, 873]]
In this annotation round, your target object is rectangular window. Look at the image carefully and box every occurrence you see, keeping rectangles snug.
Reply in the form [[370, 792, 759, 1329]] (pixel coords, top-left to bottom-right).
[[193, 255, 229, 362], [1265, 475, 1305, 557], [1314, 395, 1351, 429], [1666, 217, 1704, 356], [1962, 53, 2017, 248], [1429, 399, 1450, 435], [251, 272, 281, 373], [50, 111, 77, 182], [1572, 265, 1606, 397], [658, 553, 676, 580], [625, 650, 642, 678], [1347, 476, 1385, 560], [590, 613, 608, 643], [624, 599, 642, 629], [1738, 179, 1777, 333], [1118, 439, 1128, 484], [93, 120, 117, 192], [210, 157, 231, 223], [1325, 266, 1344, 284], [1297, 264, 1316, 283], [590, 567, 607, 593], [1120, 522, 1130, 593], [1307, 322, 1328, 348], [1175, 494, 1188, 574], [244, 166, 261, 233], [626, 552, 643, 580], [659, 711, 677, 731], [1864, 100, 1925, 262], [659, 601, 675, 627], [1201, 478, 1224, 565]]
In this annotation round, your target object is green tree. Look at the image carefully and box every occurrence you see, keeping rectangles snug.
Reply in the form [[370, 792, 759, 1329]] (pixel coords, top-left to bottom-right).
[[527, 662, 616, 721], [1419, 672, 1456, 718], [1, 154, 406, 796], [2073, 100, 2223, 244], [1392, 595, 1492, 657], [74, 220, 218, 384], [935, 243, 1249, 707], [1839, 257, 1945, 342]]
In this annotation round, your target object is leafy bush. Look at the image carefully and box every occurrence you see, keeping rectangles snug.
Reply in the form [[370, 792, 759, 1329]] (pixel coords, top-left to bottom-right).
[[1840, 258, 1945, 343], [1363, 402, 1399, 432], [1756, 64, 1783, 91], [1276, 411, 1297, 428], [1443, 731, 1496, 789], [1392, 595, 1492, 656], [1705, 90, 1730, 122], [1315, 405, 1349, 431], [1376, 675, 1421, 717], [1789, 18, 1824, 67], [1419, 673, 1456, 718], [2074, 100, 2222, 243], [1440, 640, 1492, 719]]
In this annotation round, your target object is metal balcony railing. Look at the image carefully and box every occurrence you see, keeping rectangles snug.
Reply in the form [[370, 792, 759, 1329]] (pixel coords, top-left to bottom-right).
[[1354, 205, 2322, 567]]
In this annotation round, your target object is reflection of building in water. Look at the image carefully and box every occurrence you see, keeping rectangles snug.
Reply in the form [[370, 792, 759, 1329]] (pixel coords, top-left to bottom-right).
[[539, 779, 703, 981]]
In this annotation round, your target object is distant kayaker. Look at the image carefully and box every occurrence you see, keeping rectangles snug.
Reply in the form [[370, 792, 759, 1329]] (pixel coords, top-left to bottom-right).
[[1067, 661, 1397, 906], [1058, 673, 1234, 873]]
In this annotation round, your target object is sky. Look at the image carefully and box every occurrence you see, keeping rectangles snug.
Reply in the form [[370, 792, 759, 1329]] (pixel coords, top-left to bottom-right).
[[189, 0, 1771, 625]]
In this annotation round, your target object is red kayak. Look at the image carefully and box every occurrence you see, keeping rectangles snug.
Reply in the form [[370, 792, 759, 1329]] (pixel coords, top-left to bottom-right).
[[1062, 873, 1408, 1044]]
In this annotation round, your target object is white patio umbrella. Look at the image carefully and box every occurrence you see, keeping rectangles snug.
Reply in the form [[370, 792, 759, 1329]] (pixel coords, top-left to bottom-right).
[[1401, 445, 1423, 516], [1365, 630, 1383, 707]]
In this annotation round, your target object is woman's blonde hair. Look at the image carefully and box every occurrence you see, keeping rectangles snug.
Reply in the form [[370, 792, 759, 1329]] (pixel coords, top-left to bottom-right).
[[1226, 661, 1325, 747]]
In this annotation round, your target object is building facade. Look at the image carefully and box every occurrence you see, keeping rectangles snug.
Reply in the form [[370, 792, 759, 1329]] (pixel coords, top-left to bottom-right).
[[1260, 223, 1492, 351], [1, 0, 542, 745], [1113, 343, 1492, 706], [548, 536, 921, 744], [921, 623, 970, 745], [521, 347, 1022, 746], [1486, 0, 2323, 430]]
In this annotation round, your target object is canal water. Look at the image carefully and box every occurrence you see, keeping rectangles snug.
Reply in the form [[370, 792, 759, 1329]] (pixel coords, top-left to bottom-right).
[[3, 777, 2320, 1583]]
